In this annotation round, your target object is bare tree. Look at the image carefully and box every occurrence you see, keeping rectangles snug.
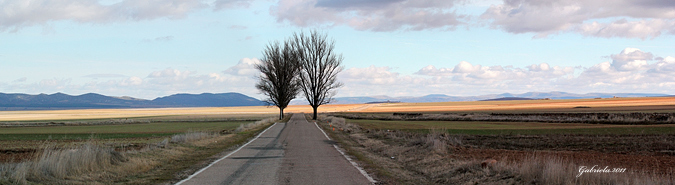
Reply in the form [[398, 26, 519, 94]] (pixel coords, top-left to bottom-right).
[[293, 31, 344, 120], [255, 40, 302, 120]]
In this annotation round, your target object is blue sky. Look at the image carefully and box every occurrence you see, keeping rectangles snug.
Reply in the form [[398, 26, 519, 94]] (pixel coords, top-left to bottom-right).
[[1, 0, 675, 100]]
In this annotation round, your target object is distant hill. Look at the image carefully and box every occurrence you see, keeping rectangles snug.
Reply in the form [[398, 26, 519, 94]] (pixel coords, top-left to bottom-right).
[[1, 91, 669, 110], [289, 91, 670, 105], [0, 92, 265, 110], [153, 93, 265, 107], [480, 97, 534, 101]]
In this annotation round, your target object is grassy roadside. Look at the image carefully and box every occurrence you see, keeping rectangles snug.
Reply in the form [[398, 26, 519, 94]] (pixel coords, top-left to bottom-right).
[[346, 119, 675, 135], [125, 128, 263, 184], [318, 115, 675, 184], [125, 114, 291, 184], [0, 115, 290, 184], [313, 115, 403, 184]]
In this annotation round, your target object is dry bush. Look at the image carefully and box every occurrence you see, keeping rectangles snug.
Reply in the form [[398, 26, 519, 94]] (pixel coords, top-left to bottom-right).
[[0, 119, 152, 127], [498, 155, 673, 185], [327, 118, 674, 184], [336, 112, 675, 125], [413, 130, 449, 154], [0, 128, 237, 184], [0, 162, 29, 184], [0, 142, 128, 184], [234, 117, 277, 133], [32, 143, 127, 180], [317, 115, 360, 133], [171, 131, 217, 144]]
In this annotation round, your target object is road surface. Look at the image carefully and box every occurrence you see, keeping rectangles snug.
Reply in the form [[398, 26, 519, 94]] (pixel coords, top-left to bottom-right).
[[177, 114, 373, 185]]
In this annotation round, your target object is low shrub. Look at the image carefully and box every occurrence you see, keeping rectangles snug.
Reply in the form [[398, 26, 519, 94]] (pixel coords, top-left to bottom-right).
[[0, 142, 128, 183], [171, 131, 217, 144], [234, 117, 278, 133]]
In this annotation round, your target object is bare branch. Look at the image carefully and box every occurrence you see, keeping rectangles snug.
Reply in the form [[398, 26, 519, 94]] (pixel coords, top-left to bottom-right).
[[255, 39, 302, 119], [293, 30, 344, 120]]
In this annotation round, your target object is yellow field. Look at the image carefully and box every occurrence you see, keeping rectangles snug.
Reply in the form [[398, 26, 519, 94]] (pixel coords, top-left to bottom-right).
[[356, 97, 675, 113], [1, 97, 674, 121], [0, 104, 369, 121]]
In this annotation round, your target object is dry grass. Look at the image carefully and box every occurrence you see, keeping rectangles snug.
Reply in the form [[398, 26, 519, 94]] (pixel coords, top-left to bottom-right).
[[499, 155, 673, 185], [357, 97, 675, 113], [171, 131, 218, 144], [0, 104, 365, 122], [1, 97, 673, 122], [318, 116, 675, 184], [234, 117, 278, 133], [338, 112, 675, 125], [0, 142, 128, 184], [0, 117, 279, 184]]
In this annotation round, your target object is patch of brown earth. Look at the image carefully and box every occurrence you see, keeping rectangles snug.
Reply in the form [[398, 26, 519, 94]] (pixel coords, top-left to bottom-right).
[[453, 147, 675, 176], [0, 149, 35, 163]]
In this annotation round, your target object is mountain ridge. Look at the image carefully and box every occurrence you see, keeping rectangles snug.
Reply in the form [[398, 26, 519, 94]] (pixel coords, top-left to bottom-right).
[[0, 92, 265, 110], [0, 91, 669, 110], [290, 91, 670, 105]]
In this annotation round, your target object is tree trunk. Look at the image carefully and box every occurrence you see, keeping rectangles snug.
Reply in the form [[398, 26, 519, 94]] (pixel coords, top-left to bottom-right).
[[312, 106, 318, 120], [280, 108, 284, 120]]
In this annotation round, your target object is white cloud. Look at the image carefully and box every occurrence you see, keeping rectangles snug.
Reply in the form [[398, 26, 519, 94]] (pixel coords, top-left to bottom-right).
[[213, 0, 254, 10], [0, 58, 263, 99], [609, 48, 652, 71], [338, 65, 431, 96], [223, 58, 261, 77], [339, 48, 674, 97], [481, 0, 675, 39], [120, 76, 143, 86], [341, 65, 405, 85], [574, 48, 675, 89], [576, 19, 675, 39], [32, 78, 74, 92], [271, 0, 465, 31], [12, 77, 27, 83], [415, 61, 575, 86], [0, 0, 208, 32], [83, 74, 128, 78], [2, 49, 675, 100]]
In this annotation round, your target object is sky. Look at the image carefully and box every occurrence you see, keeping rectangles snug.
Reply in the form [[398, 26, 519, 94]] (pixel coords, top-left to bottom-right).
[[1, 0, 675, 100]]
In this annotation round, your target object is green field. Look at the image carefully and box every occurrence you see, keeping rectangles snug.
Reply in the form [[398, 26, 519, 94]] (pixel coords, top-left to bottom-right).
[[347, 119, 675, 135], [0, 120, 251, 140]]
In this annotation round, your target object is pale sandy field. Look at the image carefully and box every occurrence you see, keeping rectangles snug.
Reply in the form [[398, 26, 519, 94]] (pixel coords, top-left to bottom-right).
[[1, 97, 674, 121], [0, 104, 369, 121], [358, 97, 675, 113]]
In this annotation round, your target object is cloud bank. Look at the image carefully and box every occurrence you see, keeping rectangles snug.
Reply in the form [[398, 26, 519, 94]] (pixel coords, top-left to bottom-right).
[[1, 49, 673, 99], [481, 0, 675, 39], [339, 48, 675, 96], [0, 0, 255, 32], [1, 58, 261, 99], [270, 0, 465, 31], [3, 0, 674, 38], [270, 0, 675, 38]]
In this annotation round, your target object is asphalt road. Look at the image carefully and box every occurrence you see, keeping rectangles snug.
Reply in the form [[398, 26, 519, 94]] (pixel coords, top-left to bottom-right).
[[177, 114, 373, 185]]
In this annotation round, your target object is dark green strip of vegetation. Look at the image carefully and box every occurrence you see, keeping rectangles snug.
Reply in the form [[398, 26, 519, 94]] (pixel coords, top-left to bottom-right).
[[0, 133, 177, 140], [398, 126, 675, 135]]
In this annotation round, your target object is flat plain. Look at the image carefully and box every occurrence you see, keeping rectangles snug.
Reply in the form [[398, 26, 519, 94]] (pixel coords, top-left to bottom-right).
[[355, 96, 675, 113], [0, 104, 368, 121], [317, 97, 675, 184], [2, 97, 675, 184]]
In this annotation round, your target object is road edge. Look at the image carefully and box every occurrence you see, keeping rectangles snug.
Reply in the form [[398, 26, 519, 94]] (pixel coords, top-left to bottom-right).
[[175, 122, 279, 185], [313, 121, 377, 184]]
